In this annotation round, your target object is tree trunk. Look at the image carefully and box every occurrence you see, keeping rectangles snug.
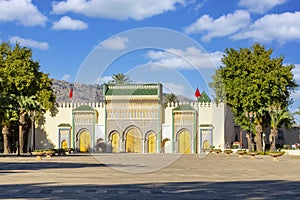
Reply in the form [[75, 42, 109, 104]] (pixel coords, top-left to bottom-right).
[[2, 125, 10, 154], [19, 112, 25, 154], [269, 128, 278, 152], [254, 124, 263, 152]]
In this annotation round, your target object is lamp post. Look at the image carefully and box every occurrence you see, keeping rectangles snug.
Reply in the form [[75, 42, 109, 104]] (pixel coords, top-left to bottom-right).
[[246, 111, 256, 151]]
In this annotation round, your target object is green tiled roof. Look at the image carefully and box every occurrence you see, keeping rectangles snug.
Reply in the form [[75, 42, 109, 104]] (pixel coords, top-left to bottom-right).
[[173, 104, 195, 111], [73, 105, 94, 111], [58, 123, 71, 127], [105, 84, 159, 96], [197, 91, 211, 103]]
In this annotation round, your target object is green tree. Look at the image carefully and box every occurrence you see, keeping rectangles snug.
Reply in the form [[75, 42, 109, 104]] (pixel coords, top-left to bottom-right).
[[0, 42, 56, 153], [209, 69, 226, 104], [163, 93, 178, 107], [109, 73, 131, 84], [212, 43, 297, 151]]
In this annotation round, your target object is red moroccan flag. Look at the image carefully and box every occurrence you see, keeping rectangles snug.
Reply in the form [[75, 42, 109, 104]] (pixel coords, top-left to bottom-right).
[[195, 87, 201, 98], [69, 84, 73, 99]]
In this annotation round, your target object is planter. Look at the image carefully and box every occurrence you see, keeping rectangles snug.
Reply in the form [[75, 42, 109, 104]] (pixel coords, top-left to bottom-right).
[[31, 151, 45, 156], [269, 152, 284, 161], [210, 149, 222, 155], [248, 151, 259, 159], [223, 149, 233, 156], [31, 151, 45, 160], [45, 150, 56, 156], [236, 150, 247, 158]]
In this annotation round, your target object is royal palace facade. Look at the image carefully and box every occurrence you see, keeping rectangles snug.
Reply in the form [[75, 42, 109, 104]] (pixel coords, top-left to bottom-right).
[[35, 83, 236, 154]]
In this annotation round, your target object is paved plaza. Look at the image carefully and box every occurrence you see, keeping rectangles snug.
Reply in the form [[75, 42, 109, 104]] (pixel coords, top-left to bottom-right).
[[0, 153, 300, 199]]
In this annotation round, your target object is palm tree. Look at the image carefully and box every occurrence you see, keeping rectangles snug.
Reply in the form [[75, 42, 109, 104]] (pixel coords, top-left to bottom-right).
[[0, 94, 18, 154], [11, 95, 40, 154], [109, 73, 131, 85], [163, 93, 178, 107], [269, 106, 293, 152]]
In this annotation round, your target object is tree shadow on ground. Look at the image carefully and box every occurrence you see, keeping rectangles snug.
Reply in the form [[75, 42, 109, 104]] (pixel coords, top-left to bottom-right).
[[0, 180, 299, 199]]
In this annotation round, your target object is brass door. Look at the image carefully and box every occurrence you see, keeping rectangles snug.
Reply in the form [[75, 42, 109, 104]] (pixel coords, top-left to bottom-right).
[[79, 131, 91, 152], [111, 132, 119, 153], [178, 130, 191, 154], [126, 128, 141, 153], [148, 133, 156, 153]]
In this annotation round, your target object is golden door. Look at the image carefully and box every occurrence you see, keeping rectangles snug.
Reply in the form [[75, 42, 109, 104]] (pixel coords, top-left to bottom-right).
[[178, 130, 191, 154], [79, 131, 91, 152], [61, 140, 68, 149], [126, 128, 141, 153], [148, 133, 156, 153], [111, 132, 119, 153]]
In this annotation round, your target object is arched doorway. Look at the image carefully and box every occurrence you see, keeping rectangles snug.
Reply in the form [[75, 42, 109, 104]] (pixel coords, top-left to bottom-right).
[[111, 132, 119, 153], [178, 130, 191, 154], [148, 133, 156, 153], [79, 130, 91, 152], [203, 140, 210, 150], [126, 128, 141, 153], [61, 140, 68, 149]]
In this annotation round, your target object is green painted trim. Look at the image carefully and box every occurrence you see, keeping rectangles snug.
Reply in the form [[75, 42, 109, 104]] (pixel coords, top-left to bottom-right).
[[157, 84, 162, 153], [104, 86, 107, 153], [172, 111, 174, 153], [72, 108, 75, 150], [92, 110, 95, 152], [193, 110, 197, 153]]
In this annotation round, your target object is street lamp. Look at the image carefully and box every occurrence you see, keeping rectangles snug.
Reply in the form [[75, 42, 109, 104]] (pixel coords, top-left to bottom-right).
[[245, 111, 256, 151]]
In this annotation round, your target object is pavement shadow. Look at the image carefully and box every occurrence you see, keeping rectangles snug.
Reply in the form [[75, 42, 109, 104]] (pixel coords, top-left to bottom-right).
[[0, 180, 299, 199]]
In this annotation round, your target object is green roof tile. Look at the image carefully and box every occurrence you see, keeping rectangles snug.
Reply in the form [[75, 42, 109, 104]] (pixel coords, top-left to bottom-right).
[[197, 91, 211, 103], [105, 84, 159, 96], [173, 104, 195, 111], [73, 105, 94, 111]]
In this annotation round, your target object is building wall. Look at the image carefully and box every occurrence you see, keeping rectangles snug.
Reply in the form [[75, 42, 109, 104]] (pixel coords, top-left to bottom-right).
[[37, 101, 234, 153]]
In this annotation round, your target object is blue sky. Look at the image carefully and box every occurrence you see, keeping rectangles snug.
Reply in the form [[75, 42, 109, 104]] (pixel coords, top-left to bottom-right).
[[1, 0, 300, 120]]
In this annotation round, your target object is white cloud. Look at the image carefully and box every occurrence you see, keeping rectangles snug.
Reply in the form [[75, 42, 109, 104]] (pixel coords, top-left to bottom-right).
[[147, 47, 223, 69], [96, 76, 113, 84], [184, 10, 250, 42], [61, 74, 71, 81], [9, 36, 49, 50], [163, 82, 188, 97], [238, 0, 287, 14], [232, 11, 300, 43], [0, 0, 47, 26], [292, 64, 300, 84], [52, 16, 88, 31], [52, 0, 185, 20], [100, 36, 129, 50]]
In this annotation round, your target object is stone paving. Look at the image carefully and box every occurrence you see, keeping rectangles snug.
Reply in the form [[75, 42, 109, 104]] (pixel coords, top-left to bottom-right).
[[0, 153, 300, 199]]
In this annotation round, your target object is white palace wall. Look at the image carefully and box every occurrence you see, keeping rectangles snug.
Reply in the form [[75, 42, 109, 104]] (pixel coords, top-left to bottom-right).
[[38, 101, 233, 153]]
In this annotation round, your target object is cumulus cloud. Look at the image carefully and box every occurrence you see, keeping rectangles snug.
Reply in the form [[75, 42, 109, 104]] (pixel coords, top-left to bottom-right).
[[96, 76, 113, 84], [52, 16, 88, 30], [9, 36, 49, 50], [238, 0, 287, 14], [52, 0, 185, 20], [232, 11, 300, 43], [100, 36, 129, 50], [61, 74, 71, 81], [0, 0, 47, 26], [163, 82, 188, 97], [146, 47, 223, 69], [292, 64, 300, 84], [184, 10, 250, 42]]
